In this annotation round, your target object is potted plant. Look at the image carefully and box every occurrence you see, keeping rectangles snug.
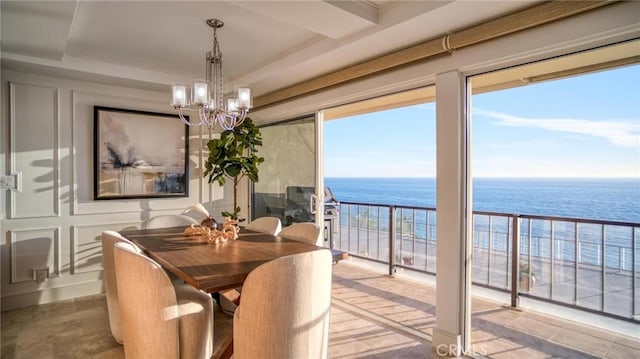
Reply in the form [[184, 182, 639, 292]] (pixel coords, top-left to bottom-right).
[[519, 262, 536, 292], [203, 118, 264, 221]]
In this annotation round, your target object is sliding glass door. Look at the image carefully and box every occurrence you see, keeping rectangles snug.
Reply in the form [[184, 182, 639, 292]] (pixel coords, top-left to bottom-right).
[[252, 114, 324, 235]]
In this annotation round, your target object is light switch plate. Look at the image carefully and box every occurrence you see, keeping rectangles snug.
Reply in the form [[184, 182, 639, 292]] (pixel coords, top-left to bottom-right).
[[0, 172, 21, 191]]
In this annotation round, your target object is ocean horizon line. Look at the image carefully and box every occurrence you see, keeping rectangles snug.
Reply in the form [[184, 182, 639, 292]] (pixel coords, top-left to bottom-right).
[[325, 176, 640, 223], [325, 176, 640, 180]]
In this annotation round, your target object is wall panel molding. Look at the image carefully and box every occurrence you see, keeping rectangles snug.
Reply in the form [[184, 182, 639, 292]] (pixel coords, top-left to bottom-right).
[[70, 222, 140, 275], [8, 227, 60, 283], [0, 71, 213, 311], [8, 82, 60, 219]]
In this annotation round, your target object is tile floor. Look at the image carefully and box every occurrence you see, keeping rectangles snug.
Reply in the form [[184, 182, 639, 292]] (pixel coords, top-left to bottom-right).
[[2, 262, 638, 358]]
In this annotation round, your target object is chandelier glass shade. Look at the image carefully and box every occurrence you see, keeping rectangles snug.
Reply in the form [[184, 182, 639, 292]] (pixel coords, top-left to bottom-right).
[[171, 19, 252, 130]]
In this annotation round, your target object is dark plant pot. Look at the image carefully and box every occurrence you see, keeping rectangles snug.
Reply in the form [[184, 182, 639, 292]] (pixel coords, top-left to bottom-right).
[[519, 273, 536, 291]]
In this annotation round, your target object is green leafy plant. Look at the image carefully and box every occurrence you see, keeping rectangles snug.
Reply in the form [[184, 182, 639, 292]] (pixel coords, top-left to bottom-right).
[[203, 118, 264, 220]]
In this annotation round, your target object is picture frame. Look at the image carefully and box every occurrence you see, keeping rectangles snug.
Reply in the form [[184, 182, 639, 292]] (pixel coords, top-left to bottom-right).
[[93, 106, 189, 200]]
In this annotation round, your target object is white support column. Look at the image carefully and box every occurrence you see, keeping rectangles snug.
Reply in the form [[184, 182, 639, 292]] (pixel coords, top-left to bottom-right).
[[432, 70, 472, 357]]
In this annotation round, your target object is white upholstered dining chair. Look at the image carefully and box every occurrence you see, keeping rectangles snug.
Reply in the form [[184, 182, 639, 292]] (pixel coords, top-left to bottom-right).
[[246, 216, 282, 235], [113, 241, 214, 359], [218, 216, 283, 315], [101, 230, 143, 344], [233, 250, 332, 359], [279, 222, 322, 246], [142, 214, 199, 229]]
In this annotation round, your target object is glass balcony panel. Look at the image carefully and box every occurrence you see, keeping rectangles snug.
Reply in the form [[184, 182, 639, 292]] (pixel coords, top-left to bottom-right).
[[330, 200, 638, 322]]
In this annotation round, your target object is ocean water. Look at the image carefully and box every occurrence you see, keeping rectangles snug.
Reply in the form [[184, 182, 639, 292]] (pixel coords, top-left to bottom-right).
[[325, 177, 640, 268], [325, 177, 640, 223]]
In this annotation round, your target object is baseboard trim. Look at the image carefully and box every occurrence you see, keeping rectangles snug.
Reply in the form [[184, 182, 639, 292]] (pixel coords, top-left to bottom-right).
[[1, 281, 104, 311]]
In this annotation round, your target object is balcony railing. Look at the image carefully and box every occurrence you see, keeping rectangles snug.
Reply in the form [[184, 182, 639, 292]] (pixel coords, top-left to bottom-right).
[[329, 201, 639, 323]]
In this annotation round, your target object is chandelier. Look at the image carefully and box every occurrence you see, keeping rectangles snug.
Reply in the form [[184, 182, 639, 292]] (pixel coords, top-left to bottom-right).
[[170, 19, 252, 130]]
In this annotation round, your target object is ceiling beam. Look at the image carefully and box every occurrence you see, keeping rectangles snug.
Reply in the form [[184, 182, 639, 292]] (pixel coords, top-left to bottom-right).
[[0, 1, 79, 60], [232, 1, 377, 40], [325, 1, 378, 24]]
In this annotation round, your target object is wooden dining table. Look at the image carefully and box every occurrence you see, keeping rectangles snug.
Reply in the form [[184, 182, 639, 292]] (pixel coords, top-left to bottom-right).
[[120, 225, 348, 294], [120, 225, 347, 359]]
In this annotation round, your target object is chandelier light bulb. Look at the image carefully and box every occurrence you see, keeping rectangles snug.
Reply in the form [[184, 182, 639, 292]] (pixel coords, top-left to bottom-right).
[[236, 87, 252, 109], [171, 84, 187, 107], [193, 81, 208, 104]]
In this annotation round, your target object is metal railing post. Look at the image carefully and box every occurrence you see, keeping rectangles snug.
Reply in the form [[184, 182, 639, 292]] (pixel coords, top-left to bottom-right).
[[366, 206, 371, 257], [510, 214, 520, 307], [377, 207, 381, 261], [488, 216, 493, 285], [356, 204, 361, 256], [411, 209, 416, 266], [574, 222, 579, 305], [633, 227, 637, 318], [425, 210, 430, 271], [389, 205, 396, 276], [506, 216, 512, 288], [550, 220, 555, 300], [602, 224, 606, 311], [347, 205, 352, 254]]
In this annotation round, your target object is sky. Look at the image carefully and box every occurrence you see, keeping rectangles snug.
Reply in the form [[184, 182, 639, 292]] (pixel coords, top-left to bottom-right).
[[324, 64, 640, 178]]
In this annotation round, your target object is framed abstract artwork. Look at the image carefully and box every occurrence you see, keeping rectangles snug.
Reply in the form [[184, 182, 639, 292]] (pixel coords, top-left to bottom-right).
[[93, 106, 189, 200]]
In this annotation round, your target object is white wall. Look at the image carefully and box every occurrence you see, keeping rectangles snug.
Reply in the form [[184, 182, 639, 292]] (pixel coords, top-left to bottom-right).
[[0, 70, 233, 310]]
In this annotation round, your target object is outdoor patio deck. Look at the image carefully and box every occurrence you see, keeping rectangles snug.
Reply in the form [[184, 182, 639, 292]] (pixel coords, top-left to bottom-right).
[[2, 261, 638, 358]]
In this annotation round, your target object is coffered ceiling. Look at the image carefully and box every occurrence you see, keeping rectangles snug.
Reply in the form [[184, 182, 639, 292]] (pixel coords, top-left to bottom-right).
[[1, 1, 540, 96]]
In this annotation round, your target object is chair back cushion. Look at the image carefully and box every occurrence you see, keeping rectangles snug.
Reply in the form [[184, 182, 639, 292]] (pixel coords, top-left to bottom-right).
[[114, 242, 180, 359], [181, 203, 211, 222], [101, 231, 143, 344], [234, 249, 332, 359], [246, 216, 282, 235], [279, 222, 322, 246]]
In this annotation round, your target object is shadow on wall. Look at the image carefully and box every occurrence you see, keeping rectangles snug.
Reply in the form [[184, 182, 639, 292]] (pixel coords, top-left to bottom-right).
[[2, 236, 52, 308], [31, 156, 72, 205]]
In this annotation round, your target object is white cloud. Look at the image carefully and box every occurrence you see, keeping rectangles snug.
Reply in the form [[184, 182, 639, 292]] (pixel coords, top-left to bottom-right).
[[483, 139, 554, 149], [475, 109, 640, 148]]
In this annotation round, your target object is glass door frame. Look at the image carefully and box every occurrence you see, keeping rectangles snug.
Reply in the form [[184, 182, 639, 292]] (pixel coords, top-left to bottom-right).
[[250, 113, 325, 231]]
